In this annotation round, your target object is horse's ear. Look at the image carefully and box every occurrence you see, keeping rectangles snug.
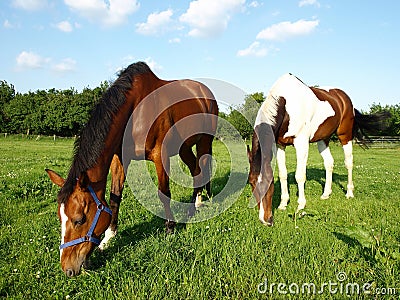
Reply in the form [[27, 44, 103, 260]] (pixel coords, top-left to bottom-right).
[[246, 145, 252, 163], [77, 172, 89, 189], [46, 169, 65, 187]]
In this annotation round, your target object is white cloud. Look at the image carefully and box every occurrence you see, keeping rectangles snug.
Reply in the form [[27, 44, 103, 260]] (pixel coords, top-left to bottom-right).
[[136, 9, 174, 36], [237, 41, 267, 57], [12, 0, 48, 11], [64, 0, 140, 27], [179, 0, 245, 38], [169, 37, 181, 44], [248, 1, 261, 8], [111, 56, 162, 75], [299, 0, 320, 7], [55, 21, 73, 32], [256, 19, 319, 41], [16, 51, 50, 69], [52, 58, 76, 72], [4, 20, 14, 29], [144, 57, 162, 73], [16, 51, 77, 74]]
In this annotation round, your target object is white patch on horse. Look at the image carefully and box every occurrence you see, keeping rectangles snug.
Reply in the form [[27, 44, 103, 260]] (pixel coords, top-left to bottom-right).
[[99, 227, 117, 251], [195, 193, 203, 208], [257, 173, 263, 183], [254, 93, 279, 127], [264, 73, 335, 140], [258, 198, 267, 225], [309, 100, 335, 140], [60, 203, 68, 259]]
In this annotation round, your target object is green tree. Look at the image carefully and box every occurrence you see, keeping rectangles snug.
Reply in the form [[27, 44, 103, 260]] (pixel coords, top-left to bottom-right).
[[368, 102, 400, 135], [0, 80, 15, 132], [224, 92, 265, 140]]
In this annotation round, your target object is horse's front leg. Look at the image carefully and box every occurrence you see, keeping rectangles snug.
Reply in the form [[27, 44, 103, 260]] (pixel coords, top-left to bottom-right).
[[99, 154, 125, 250], [276, 145, 289, 210], [293, 137, 309, 211]]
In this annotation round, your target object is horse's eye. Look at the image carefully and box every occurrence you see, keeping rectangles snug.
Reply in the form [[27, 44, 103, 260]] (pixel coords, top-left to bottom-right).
[[74, 215, 86, 226]]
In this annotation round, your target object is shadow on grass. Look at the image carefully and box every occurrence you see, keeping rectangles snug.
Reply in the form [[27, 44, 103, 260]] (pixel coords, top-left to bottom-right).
[[274, 168, 348, 200], [88, 215, 187, 271], [332, 232, 376, 263], [89, 171, 247, 271]]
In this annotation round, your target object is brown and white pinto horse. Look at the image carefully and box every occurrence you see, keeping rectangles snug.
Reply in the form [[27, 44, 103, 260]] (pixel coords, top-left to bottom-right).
[[46, 62, 218, 276], [247, 73, 390, 226]]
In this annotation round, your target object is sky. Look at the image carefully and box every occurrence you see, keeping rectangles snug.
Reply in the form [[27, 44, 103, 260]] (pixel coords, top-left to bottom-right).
[[1, 0, 399, 111]]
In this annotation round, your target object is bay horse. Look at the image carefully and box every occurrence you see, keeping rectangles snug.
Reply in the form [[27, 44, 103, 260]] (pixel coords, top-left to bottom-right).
[[46, 62, 218, 277], [247, 73, 390, 226]]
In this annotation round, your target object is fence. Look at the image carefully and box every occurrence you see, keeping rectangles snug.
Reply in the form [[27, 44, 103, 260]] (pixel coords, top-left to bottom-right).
[[367, 136, 400, 148]]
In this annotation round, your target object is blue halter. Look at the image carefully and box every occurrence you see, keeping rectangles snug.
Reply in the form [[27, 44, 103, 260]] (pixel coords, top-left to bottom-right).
[[59, 185, 112, 250]]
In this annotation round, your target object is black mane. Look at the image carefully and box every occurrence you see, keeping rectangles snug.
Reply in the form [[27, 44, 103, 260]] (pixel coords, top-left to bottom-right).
[[58, 61, 152, 203]]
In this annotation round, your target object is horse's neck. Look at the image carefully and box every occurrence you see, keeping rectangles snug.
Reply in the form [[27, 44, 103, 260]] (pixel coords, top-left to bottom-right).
[[85, 88, 149, 187], [84, 76, 165, 182]]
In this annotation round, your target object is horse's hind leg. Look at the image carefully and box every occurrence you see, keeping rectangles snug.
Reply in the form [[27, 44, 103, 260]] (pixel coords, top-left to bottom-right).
[[342, 141, 354, 198], [154, 154, 175, 233], [196, 134, 214, 197], [179, 144, 201, 217], [99, 154, 125, 250], [317, 140, 334, 199]]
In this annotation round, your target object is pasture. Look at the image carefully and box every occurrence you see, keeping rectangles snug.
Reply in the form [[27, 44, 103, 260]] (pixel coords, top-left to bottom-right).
[[0, 135, 399, 299]]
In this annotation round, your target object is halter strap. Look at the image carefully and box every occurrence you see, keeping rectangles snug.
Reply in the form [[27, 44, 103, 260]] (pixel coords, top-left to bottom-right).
[[59, 185, 112, 250]]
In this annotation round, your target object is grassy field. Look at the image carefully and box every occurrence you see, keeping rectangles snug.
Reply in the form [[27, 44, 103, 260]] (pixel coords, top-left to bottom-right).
[[0, 135, 399, 299]]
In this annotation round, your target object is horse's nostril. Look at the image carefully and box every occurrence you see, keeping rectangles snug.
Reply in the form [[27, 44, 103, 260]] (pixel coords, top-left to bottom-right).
[[65, 269, 75, 277]]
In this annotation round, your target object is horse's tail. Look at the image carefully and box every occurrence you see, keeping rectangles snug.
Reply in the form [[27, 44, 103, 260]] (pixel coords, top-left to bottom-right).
[[353, 109, 391, 148]]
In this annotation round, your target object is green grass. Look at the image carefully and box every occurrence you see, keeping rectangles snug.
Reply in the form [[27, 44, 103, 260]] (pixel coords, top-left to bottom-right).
[[0, 135, 399, 299]]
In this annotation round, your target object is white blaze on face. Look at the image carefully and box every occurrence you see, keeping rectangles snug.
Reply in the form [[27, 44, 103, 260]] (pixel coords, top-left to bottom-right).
[[60, 203, 68, 259]]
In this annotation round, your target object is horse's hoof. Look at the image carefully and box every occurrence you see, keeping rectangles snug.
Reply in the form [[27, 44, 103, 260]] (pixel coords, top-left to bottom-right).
[[320, 194, 330, 200], [297, 201, 306, 211], [187, 204, 197, 218], [165, 220, 176, 234], [277, 204, 287, 210], [195, 194, 203, 208], [98, 228, 117, 251]]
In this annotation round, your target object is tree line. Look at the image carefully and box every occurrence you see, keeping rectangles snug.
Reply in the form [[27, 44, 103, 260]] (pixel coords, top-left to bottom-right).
[[0, 80, 398, 139], [0, 80, 109, 137]]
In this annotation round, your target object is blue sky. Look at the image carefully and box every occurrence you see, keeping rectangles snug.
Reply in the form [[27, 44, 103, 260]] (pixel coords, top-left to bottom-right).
[[1, 0, 399, 111]]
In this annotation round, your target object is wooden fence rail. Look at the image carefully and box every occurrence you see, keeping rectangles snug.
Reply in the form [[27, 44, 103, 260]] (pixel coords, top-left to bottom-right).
[[367, 136, 400, 148]]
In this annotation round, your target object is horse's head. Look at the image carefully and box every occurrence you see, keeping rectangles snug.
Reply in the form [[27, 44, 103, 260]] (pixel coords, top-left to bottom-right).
[[247, 124, 275, 226], [46, 169, 112, 277]]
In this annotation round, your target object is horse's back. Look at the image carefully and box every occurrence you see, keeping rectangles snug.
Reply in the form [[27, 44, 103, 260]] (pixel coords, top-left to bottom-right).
[[127, 78, 218, 160], [310, 87, 355, 143]]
